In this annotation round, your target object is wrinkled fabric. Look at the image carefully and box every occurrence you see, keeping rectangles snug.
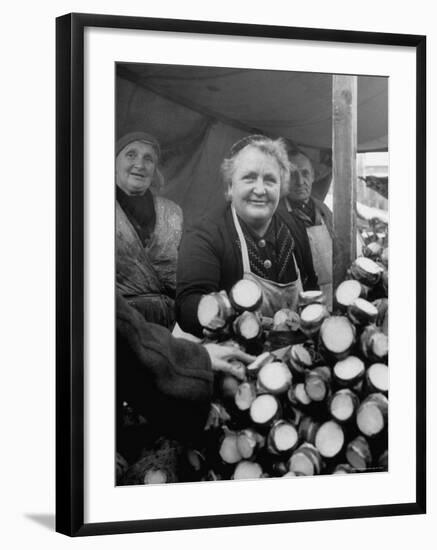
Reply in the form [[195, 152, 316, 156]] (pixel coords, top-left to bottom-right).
[[116, 293, 214, 468], [116, 187, 156, 246], [116, 195, 182, 327], [116, 71, 387, 224]]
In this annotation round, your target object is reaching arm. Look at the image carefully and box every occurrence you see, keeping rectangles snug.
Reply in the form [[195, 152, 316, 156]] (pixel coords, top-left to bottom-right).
[[117, 294, 254, 439], [117, 293, 214, 439]]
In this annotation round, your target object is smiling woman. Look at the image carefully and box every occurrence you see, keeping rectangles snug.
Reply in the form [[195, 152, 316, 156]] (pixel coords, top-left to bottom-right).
[[176, 135, 319, 337], [223, 138, 286, 235], [115, 132, 183, 328], [116, 141, 158, 196]]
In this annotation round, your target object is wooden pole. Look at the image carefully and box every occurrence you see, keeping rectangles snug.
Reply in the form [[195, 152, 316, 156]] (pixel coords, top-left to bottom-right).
[[332, 75, 357, 288]]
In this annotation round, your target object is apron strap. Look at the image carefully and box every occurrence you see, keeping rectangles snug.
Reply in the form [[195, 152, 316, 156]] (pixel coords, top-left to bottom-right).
[[231, 205, 301, 282], [231, 206, 252, 273]]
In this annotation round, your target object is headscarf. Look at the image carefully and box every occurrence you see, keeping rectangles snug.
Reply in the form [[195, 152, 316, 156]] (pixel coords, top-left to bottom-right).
[[116, 131, 161, 159], [115, 132, 164, 194]]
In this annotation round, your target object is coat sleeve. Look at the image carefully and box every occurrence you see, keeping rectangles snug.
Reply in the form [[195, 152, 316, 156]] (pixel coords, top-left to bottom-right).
[[176, 220, 224, 337], [117, 294, 214, 440]]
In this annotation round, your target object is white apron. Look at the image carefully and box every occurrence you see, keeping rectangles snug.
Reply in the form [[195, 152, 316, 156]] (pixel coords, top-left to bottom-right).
[[306, 220, 333, 310], [285, 199, 333, 310], [231, 207, 303, 317]]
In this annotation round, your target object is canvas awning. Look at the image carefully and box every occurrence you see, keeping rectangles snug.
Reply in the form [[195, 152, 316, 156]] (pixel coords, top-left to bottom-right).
[[116, 64, 388, 220]]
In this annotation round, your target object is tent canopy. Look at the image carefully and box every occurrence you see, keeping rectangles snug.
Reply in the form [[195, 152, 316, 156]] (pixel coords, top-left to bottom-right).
[[116, 64, 388, 220]]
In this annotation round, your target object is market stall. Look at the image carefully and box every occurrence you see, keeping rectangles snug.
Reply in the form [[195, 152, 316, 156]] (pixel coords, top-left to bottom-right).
[[115, 64, 389, 484]]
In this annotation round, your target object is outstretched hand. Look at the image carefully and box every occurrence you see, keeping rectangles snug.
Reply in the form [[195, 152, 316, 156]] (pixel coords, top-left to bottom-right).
[[203, 344, 255, 380]]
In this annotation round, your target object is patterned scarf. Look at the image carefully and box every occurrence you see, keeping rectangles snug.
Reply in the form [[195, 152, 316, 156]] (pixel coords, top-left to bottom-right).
[[236, 216, 297, 283]]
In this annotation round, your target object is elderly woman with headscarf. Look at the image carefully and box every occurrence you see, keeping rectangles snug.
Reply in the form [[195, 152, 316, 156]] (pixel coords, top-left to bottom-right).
[[176, 134, 318, 338], [116, 132, 182, 328]]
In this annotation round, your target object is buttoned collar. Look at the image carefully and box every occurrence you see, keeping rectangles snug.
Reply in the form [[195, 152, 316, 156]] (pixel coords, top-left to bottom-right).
[[238, 214, 278, 247]]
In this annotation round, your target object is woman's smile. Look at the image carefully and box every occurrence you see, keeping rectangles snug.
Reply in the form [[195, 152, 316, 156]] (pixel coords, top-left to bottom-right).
[[130, 170, 147, 180], [229, 145, 282, 232]]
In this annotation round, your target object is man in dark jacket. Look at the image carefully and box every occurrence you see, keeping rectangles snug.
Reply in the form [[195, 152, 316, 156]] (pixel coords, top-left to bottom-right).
[[284, 150, 334, 307]]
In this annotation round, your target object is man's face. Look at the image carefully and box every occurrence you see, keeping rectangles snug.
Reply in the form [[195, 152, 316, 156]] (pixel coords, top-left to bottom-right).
[[115, 141, 157, 196], [288, 153, 314, 202], [229, 145, 282, 229]]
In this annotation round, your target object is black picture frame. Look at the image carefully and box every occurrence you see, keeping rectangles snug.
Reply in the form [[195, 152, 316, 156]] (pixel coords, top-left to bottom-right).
[[56, 12, 426, 537]]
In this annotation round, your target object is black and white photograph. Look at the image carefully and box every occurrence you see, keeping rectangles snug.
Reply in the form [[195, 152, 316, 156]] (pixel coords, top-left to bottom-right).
[[114, 63, 389, 486], [1, 0, 431, 544]]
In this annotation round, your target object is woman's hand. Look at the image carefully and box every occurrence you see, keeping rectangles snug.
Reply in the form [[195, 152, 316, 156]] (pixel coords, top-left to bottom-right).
[[203, 344, 255, 380]]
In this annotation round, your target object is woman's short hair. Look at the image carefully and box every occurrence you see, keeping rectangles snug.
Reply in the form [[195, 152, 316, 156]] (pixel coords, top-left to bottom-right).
[[221, 135, 291, 201]]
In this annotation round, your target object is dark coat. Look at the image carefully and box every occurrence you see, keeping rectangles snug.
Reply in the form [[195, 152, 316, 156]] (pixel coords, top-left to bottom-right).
[[117, 294, 213, 442], [176, 204, 319, 337]]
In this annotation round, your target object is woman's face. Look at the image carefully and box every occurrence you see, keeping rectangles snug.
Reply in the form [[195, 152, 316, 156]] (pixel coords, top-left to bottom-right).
[[229, 146, 282, 229], [115, 140, 157, 196]]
